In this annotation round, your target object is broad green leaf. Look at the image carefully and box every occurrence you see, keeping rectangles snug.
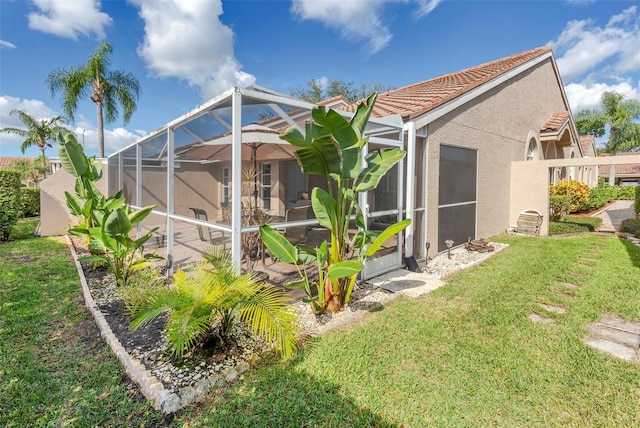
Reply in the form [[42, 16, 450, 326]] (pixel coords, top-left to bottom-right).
[[57, 132, 88, 178], [129, 204, 156, 224], [68, 226, 89, 236], [133, 228, 158, 249], [81, 198, 93, 219], [105, 208, 132, 236], [78, 255, 108, 264], [293, 136, 341, 177], [354, 148, 406, 192], [350, 93, 377, 138], [355, 211, 366, 230], [327, 260, 363, 279], [284, 279, 308, 290], [296, 244, 318, 265], [311, 187, 336, 230], [105, 197, 125, 211], [65, 192, 83, 216], [365, 219, 411, 257], [259, 225, 298, 264]]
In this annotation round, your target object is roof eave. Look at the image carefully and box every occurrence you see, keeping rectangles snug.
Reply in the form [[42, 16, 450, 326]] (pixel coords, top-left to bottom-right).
[[411, 50, 553, 130]]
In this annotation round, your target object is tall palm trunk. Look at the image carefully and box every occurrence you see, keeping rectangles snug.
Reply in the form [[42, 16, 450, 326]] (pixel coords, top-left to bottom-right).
[[40, 145, 47, 180], [96, 101, 104, 158]]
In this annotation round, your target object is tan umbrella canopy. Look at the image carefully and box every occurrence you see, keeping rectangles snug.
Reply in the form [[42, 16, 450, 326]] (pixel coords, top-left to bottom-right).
[[177, 124, 298, 207], [176, 124, 297, 162]]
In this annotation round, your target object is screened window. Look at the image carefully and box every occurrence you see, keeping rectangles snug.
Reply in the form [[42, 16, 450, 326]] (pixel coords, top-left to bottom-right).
[[261, 163, 271, 210], [438, 145, 477, 251]]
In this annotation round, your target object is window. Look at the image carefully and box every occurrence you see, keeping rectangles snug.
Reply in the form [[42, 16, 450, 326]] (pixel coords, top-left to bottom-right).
[[437, 145, 477, 251], [222, 167, 229, 203], [526, 138, 537, 160], [261, 163, 271, 210]]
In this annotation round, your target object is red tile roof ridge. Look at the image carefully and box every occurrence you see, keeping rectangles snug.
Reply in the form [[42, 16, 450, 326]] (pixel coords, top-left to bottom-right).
[[350, 45, 554, 120]]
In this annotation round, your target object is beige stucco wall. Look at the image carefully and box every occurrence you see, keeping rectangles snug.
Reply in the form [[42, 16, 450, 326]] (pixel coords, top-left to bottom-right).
[[422, 58, 570, 250], [510, 154, 640, 236], [510, 161, 551, 236], [39, 166, 107, 236]]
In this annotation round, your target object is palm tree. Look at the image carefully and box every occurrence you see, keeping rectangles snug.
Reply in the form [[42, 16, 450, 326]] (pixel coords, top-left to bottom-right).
[[575, 91, 640, 154], [46, 42, 140, 158], [0, 109, 67, 179], [130, 246, 300, 359]]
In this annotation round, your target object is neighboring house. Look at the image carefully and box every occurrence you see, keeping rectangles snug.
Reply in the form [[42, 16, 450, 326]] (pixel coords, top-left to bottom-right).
[[0, 156, 50, 187], [49, 46, 588, 278], [598, 152, 640, 186]]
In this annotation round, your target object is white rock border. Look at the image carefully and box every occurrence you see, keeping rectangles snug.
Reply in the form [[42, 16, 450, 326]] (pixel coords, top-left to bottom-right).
[[65, 235, 250, 414]]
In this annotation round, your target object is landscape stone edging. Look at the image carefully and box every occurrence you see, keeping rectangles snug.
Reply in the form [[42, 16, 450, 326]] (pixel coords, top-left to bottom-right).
[[65, 235, 170, 412], [65, 235, 250, 414]]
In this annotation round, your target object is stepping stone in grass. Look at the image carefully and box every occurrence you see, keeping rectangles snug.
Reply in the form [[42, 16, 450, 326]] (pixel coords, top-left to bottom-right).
[[556, 281, 579, 289], [552, 287, 575, 297], [579, 257, 598, 263], [585, 316, 640, 362], [575, 264, 593, 269], [529, 313, 556, 324], [539, 303, 567, 314], [568, 272, 588, 280]]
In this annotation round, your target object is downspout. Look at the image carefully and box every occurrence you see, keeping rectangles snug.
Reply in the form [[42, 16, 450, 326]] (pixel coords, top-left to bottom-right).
[[231, 88, 243, 272], [404, 121, 416, 258]]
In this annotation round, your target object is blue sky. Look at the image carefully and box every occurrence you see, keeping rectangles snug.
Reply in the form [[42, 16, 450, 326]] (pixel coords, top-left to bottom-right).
[[1, 0, 639, 158]]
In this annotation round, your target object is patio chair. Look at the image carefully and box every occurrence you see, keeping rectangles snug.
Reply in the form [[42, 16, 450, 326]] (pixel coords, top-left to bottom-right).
[[189, 207, 226, 248], [284, 204, 312, 244]]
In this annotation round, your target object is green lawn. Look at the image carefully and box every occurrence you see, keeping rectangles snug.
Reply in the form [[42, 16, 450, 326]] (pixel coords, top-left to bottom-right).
[[0, 219, 165, 427], [549, 215, 603, 235], [2, 220, 639, 427]]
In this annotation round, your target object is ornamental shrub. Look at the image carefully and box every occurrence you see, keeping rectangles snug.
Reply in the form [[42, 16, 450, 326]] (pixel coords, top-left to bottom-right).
[[549, 194, 571, 221], [0, 170, 22, 240], [550, 180, 589, 213], [20, 187, 40, 217], [615, 186, 635, 200], [621, 218, 640, 238]]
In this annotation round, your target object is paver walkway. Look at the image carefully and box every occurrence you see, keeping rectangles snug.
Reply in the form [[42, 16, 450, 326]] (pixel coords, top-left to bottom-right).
[[591, 199, 636, 232]]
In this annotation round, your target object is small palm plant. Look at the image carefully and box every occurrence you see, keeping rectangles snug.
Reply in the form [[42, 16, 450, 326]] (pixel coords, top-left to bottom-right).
[[130, 246, 300, 359]]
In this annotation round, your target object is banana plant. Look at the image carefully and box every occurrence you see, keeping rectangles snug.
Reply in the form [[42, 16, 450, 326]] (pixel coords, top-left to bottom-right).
[[260, 93, 410, 313], [57, 132, 125, 252], [70, 203, 161, 286]]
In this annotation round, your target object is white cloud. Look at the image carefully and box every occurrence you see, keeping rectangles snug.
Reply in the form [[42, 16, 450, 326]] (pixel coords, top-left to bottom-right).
[[0, 40, 16, 49], [131, 0, 255, 100], [60, 116, 145, 156], [551, 5, 640, 81], [0, 96, 66, 155], [27, 0, 113, 40], [0, 96, 144, 157], [415, 0, 442, 18], [565, 80, 640, 113], [291, 0, 441, 56]]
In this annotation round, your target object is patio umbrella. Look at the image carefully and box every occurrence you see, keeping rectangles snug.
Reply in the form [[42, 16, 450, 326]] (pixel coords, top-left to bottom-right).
[[176, 124, 297, 208]]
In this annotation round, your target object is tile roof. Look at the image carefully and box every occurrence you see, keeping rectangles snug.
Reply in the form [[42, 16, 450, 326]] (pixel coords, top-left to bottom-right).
[[0, 156, 51, 168], [336, 46, 553, 120], [0, 156, 30, 168], [579, 135, 595, 155], [598, 152, 640, 176], [540, 112, 570, 133]]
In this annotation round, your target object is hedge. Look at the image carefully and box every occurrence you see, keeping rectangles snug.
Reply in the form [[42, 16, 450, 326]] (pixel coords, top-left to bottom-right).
[[0, 170, 22, 241], [635, 186, 640, 217], [20, 187, 40, 217], [621, 218, 640, 238]]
